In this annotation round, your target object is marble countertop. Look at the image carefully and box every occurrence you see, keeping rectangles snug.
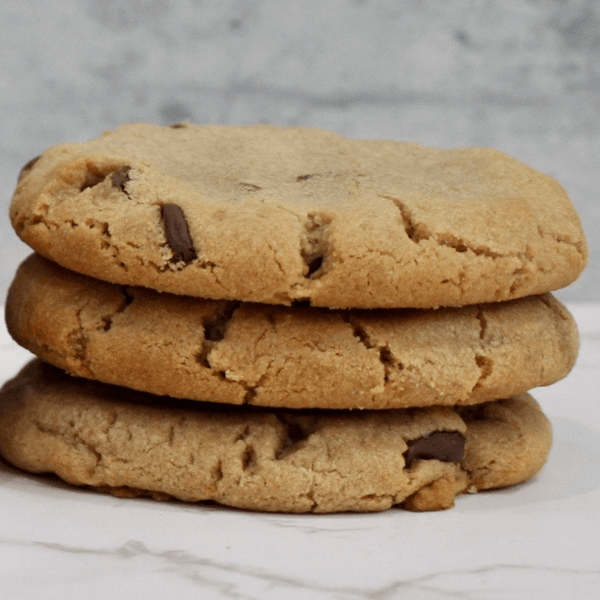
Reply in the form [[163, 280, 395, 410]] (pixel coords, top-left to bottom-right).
[[1, 303, 599, 599]]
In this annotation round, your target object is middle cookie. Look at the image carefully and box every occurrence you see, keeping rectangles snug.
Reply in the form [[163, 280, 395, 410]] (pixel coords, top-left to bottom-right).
[[7, 254, 579, 410]]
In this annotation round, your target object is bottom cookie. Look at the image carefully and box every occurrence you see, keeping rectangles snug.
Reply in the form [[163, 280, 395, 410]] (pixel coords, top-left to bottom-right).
[[0, 360, 552, 513]]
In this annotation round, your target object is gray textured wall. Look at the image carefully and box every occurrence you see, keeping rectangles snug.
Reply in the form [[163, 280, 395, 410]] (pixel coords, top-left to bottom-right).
[[1, 0, 598, 303]]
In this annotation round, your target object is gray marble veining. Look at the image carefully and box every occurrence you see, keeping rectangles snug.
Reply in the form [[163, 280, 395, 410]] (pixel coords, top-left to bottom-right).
[[1, 536, 599, 599]]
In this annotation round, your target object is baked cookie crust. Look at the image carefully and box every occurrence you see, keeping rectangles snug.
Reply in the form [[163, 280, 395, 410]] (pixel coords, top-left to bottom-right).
[[10, 123, 587, 308], [0, 360, 553, 513], [6, 254, 579, 410]]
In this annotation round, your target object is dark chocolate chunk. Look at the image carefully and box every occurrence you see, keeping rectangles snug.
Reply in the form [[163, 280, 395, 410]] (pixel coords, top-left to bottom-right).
[[161, 203, 197, 263], [403, 431, 466, 468], [18, 155, 41, 182], [169, 123, 187, 129], [111, 167, 131, 192], [305, 255, 323, 277]]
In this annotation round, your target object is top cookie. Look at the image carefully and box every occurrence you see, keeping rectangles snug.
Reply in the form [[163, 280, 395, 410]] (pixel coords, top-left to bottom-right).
[[10, 123, 587, 308]]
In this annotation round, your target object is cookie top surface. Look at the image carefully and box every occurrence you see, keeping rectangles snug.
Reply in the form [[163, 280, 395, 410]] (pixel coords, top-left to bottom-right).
[[6, 254, 579, 410], [10, 123, 587, 308], [0, 359, 552, 513]]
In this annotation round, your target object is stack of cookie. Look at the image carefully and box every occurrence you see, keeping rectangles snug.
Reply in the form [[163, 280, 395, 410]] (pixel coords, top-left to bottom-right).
[[0, 124, 587, 512]]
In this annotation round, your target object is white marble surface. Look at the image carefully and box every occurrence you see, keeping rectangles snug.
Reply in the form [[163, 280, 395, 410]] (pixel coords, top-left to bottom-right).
[[1, 0, 600, 302], [1, 304, 599, 599]]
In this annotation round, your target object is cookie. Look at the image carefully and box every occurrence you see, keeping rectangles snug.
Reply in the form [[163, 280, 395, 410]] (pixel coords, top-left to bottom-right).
[[0, 360, 552, 513], [6, 254, 579, 410], [10, 123, 587, 308]]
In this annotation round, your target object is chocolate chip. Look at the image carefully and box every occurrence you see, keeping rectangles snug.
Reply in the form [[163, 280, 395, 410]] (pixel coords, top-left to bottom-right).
[[403, 431, 466, 468], [161, 203, 197, 263], [169, 123, 187, 129], [111, 167, 131, 192], [18, 155, 41, 182], [305, 256, 323, 277]]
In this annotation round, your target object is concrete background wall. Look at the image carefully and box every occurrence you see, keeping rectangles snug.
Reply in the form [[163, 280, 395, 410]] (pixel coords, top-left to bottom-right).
[[1, 0, 598, 303]]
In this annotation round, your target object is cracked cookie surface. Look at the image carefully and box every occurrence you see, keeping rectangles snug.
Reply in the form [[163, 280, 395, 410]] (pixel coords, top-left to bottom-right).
[[6, 254, 579, 410], [10, 123, 587, 308], [0, 360, 552, 513]]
